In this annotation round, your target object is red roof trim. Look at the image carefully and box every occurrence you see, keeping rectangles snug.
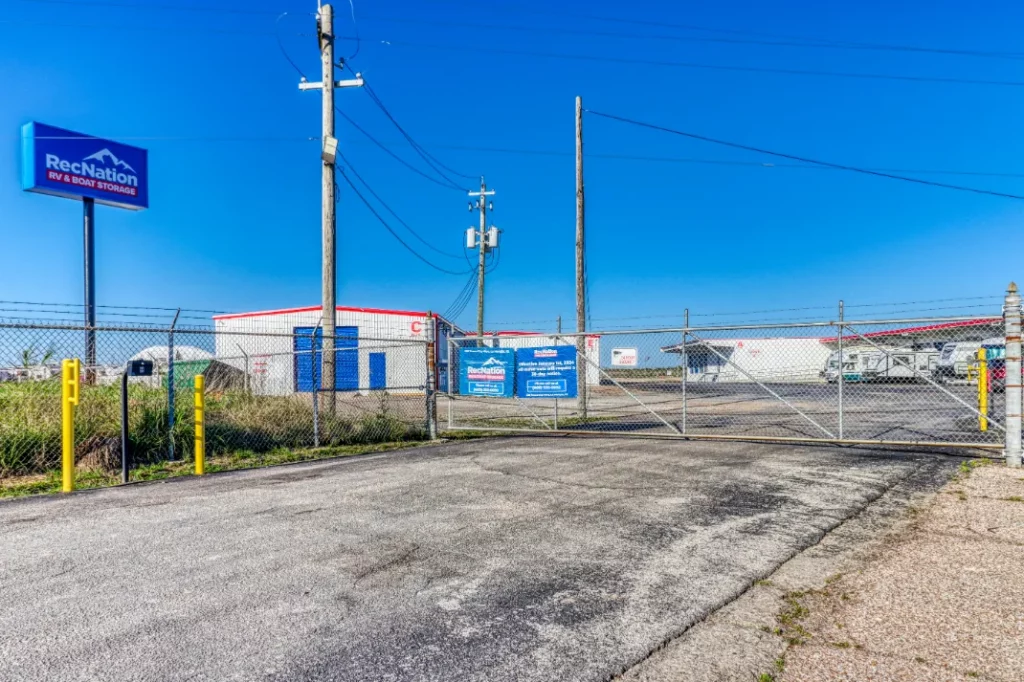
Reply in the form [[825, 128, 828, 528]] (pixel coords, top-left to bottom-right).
[[213, 305, 438, 321], [819, 317, 999, 343]]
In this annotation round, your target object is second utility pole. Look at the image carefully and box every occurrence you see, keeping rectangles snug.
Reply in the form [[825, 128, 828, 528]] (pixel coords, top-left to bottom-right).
[[575, 96, 587, 416], [469, 177, 495, 345], [299, 3, 362, 410]]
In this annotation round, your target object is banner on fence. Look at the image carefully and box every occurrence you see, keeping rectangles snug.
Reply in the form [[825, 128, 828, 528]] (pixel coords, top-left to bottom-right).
[[515, 346, 578, 398], [458, 347, 514, 397]]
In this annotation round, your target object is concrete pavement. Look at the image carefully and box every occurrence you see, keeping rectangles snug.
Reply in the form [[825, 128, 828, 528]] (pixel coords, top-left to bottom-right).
[[0, 436, 956, 681]]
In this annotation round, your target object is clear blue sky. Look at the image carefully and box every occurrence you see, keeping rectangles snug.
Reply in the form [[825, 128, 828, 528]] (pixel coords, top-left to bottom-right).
[[2, 0, 1023, 330]]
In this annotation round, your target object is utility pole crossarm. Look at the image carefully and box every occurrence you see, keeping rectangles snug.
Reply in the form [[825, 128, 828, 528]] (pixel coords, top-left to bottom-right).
[[298, 77, 365, 90]]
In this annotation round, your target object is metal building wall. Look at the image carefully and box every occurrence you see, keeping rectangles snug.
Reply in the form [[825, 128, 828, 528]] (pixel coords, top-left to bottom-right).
[[213, 307, 434, 396]]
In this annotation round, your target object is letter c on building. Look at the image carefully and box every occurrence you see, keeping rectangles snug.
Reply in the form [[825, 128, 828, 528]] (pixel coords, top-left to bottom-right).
[[411, 321, 423, 334]]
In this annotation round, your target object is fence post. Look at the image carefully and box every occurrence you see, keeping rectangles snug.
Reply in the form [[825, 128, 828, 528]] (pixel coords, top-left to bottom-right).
[[167, 309, 180, 461], [61, 358, 80, 493], [311, 326, 320, 448], [681, 309, 688, 435], [1005, 282, 1022, 468], [554, 316, 561, 429], [425, 312, 437, 440], [194, 374, 205, 475], [446, 335, 454, 430], [837, 300, 844, 439]]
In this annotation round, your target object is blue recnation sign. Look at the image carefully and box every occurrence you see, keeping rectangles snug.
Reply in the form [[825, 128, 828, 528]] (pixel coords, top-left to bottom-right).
[[21, 122, 148, 210], [515, 346, 578, 398], [458, 347, 514, 398]]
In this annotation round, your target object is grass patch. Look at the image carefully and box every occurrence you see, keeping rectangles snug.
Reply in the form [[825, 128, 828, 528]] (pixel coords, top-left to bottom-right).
[[1003, 496, 1024, 503], [756, 674, 776, 682], [0, 441, 421, 499], [0, 381, 425, 478], [954, 458, 993, 482]]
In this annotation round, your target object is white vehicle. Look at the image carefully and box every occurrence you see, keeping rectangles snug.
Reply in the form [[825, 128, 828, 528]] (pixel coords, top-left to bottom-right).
[[824, 348, 938, 383], [823, 350, 860, 383], [934, 341, 981, 381], [859, 348, 939, 382]]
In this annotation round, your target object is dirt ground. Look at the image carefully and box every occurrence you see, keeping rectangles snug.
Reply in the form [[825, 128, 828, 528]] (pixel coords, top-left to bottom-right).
[[777, 461, 1024, 682]]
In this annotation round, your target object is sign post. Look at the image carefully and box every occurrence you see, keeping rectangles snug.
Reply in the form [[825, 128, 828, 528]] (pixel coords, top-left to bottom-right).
[[21, 122, 149, 382]]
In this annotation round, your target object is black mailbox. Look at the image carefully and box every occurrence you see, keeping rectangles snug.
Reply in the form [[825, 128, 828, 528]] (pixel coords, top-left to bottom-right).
[[127, 359, 154, 377]]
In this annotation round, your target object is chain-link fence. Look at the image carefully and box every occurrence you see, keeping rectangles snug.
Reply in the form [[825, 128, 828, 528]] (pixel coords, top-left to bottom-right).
[[0, 320, 431, 480], [443, 303, 1021, 452]]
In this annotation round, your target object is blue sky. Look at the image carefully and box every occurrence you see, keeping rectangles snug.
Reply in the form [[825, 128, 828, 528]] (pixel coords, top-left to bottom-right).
[[2, 0, 1023, 330]]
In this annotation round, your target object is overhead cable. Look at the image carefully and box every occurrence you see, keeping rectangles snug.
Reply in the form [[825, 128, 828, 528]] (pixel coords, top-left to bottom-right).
[[585, 109, 1024, 200]]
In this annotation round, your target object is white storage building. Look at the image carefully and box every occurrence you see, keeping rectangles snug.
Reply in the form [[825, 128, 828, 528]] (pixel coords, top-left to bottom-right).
[[663, 337, 832, 383], [212, 305, 454, 396]]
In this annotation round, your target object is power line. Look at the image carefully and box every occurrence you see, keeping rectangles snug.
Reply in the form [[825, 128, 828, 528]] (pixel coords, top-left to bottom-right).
[[444, 271, 478, 320], [357, 37, 1024, 88], [20, 0, 1022, 63], [359, 14, 1024, 62], [416, 0, 1024, 61], [359, 143, 1024, 179], [276, 12, 308, 78], [585, 109, 1024, 200], [0, 17, 287, 37], [361, 80, 475, 185], [337, 168, 471, 276], [336, 151, 464, 260], [15, 0, 280, 15], [0, 300, 227, 314], [336, 107, 466, 191]]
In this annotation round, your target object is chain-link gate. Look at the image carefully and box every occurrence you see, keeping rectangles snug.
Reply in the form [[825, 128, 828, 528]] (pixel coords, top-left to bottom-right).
[[443, 302, 1021, 452]]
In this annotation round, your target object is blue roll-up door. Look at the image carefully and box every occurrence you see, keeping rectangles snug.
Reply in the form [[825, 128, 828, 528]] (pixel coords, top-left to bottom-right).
[[294, 326, 359, 392], [369, 352, 386, 390]]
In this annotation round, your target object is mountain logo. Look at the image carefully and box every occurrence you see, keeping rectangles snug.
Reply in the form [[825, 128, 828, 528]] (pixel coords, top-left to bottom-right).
[[83, 148, 135, 173], [480, 357, 506, 367]]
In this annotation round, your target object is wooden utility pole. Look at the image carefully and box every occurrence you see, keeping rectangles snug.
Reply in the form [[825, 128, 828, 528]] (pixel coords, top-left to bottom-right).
[[575, 96, 587, 416], [320, 3, 337, 402], [298, 3, 362, 409], [468, 178, 496, 346]]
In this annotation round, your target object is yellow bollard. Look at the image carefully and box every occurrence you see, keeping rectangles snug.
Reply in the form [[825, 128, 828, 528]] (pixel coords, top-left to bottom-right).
[[61, 358, 80, 493], [194, 374, 205, 475], [978, 348, 988, 432]]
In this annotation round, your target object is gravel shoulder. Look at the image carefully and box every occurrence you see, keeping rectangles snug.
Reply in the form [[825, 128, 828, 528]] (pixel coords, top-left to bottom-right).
[[775, 461, 1024, 682]]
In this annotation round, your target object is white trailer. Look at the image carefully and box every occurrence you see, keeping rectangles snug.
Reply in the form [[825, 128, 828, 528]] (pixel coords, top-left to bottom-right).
[[934, 341, 982, 382]]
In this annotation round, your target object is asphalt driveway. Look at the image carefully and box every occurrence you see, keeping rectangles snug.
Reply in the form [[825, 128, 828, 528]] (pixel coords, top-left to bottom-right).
[[0, 436, 955, 682]]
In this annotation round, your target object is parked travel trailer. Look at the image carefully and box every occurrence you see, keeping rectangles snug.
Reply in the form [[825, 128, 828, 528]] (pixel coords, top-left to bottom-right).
[[823, 348, 939, 383], [934, 341, 982, 381], [859, 348, 939, 381]]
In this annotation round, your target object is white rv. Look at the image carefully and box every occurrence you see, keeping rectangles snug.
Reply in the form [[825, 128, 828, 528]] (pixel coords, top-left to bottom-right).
[[824, 348, 938, 383], [934, 341, 981, 382], [858, 348, 939, 381]]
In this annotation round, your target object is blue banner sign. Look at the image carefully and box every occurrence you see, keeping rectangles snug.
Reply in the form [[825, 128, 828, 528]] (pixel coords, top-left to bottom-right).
[[21, 122, 149, 210], [515, 346, 578, 398], [459, 348, 514, 398]]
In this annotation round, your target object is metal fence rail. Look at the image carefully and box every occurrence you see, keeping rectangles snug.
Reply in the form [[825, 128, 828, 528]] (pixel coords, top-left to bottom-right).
[[0, 321, 432, 479], [444, 289, 1024, 460]]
